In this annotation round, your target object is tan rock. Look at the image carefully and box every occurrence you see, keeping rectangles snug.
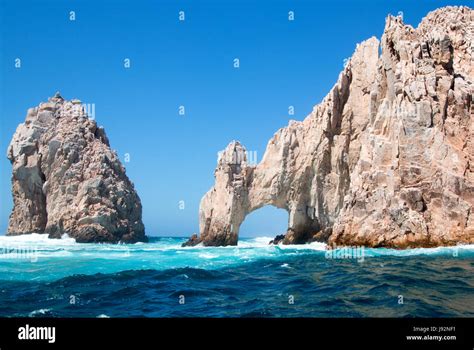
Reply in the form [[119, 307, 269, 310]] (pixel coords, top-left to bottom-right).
[[184, 6, 474, 248], [7, 93, 147, 243]]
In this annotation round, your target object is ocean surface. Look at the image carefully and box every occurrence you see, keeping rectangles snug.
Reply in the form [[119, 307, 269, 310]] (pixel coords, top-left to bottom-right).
[[0, 234, 473, 317]]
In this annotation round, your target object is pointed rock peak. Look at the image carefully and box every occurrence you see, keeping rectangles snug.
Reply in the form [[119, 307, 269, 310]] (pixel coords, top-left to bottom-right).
[[218, 141, 247, 167], [385, 13, 404, 27], [49, 91, 64, 102], [383, 13, 413, 36]]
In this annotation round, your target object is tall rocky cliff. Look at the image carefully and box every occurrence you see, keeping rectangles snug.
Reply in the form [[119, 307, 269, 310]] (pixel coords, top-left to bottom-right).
[[185, 6, 474, 248], [7, 93, 146, 243]]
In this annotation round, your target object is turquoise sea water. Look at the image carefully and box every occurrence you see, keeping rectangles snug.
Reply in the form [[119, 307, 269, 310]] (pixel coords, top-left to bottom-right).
[[0, 234, 473, 317]]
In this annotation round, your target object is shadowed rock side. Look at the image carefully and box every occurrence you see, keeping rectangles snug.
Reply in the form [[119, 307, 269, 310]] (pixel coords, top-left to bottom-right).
[[184, 6, 474, 248], [7, 93, 147, 243]]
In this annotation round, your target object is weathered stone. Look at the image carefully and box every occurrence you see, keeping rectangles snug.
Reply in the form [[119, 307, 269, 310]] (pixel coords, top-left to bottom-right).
[[181, 233, 201, 247], [184, 6, 474, 248], [7, 94, 147, 243], [269, 234, 285, 245]]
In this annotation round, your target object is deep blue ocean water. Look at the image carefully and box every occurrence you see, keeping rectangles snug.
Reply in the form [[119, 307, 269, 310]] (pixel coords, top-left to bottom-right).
[[0, 234, 473, 317]]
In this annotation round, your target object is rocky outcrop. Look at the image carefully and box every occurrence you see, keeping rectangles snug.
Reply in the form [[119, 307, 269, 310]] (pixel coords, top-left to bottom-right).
[[7, 93, 147, 243], [184, 6, 474, 248]]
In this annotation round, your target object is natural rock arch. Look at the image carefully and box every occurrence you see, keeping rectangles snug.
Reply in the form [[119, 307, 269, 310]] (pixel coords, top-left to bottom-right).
[[185, 34, 374, 247], [184, 7, 474, 248], [188, 140, 331, 246], [184, 33, 379, 247]]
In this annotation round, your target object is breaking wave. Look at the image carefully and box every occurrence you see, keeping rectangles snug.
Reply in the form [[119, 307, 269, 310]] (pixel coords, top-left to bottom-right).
[[0, 234, 472, 282]]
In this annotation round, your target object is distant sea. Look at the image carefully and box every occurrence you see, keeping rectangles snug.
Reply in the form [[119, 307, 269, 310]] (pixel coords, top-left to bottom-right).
[[0, 234, 473, 317]]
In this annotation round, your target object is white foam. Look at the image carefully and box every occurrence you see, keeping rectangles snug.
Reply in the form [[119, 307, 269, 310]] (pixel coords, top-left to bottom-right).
[[237, 236, 274, 248], [0, 233, 76, 245], [198, 253, 218, 259], [29, 308, 52, 317], [364, 244, 474, 257], [276, 241, 327, 251]]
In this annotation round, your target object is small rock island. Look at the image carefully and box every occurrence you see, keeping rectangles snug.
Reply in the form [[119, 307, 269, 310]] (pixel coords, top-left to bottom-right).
[[7, 93, 147, 243]]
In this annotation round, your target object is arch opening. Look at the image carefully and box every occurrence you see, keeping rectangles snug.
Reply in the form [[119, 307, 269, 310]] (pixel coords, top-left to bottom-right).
[[238, 205, 288, 240]]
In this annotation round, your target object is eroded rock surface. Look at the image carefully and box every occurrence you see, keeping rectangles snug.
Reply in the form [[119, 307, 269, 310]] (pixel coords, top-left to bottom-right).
[[185, 6, 474, 248], [7, 93, 146, 243]]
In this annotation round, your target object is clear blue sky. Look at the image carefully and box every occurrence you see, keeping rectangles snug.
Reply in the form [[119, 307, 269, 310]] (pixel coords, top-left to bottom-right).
[[0, 0, 468, 237]]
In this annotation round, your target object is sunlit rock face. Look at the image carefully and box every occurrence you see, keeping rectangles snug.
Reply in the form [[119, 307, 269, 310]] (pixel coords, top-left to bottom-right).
[[7, 93, 147, 243], [185, 6, 474, 248]]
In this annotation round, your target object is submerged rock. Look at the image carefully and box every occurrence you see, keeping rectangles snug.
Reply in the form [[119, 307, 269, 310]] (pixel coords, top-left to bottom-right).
[[7, 94, 147, 243], [181, 233, 201, 247], [269, 235, 286, 245], [184, 6, 474, 248]]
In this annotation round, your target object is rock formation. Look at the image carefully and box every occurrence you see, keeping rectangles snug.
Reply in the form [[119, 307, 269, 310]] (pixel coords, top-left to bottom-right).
[[184, 6, 474, 248], [7, 93, 147, 243]]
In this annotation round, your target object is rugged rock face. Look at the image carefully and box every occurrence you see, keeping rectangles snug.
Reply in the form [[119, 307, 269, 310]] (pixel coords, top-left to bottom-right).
[[7, 93, 147, 243], [185, 6, 474, 248]]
